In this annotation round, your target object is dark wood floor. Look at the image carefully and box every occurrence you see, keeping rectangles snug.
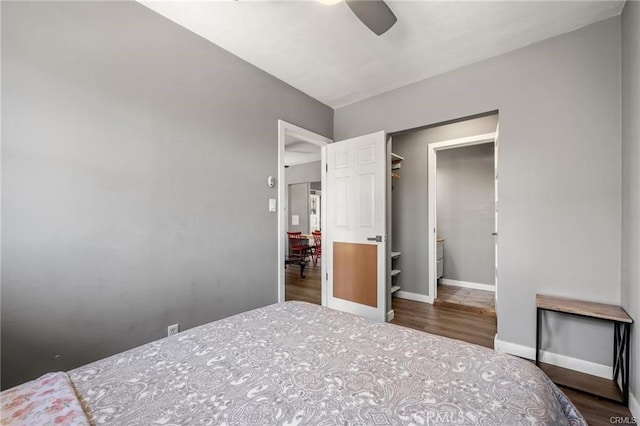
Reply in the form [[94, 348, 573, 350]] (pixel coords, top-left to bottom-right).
[[391, 297, 496, 348], [284, 259, 321, 304], [285, 265, 635, 425]]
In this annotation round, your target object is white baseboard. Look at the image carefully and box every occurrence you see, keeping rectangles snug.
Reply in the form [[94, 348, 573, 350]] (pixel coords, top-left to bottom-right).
[[386, 309, 395, 322], [629, 391, 640, 420], [440, 279, 495, 292], [494, 337, 612, 379], [396, 290, 434, 304]]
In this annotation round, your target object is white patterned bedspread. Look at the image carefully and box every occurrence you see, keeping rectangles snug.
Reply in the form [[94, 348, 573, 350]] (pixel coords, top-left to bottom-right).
[[69, 301, 586, 425]]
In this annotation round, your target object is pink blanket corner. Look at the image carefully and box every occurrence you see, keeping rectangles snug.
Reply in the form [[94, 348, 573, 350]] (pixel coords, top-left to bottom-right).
[[1, 372, 90, 426]]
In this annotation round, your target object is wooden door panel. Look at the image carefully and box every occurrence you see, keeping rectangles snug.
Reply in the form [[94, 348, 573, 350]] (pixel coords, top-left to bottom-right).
[[333, 242, 378, 307]]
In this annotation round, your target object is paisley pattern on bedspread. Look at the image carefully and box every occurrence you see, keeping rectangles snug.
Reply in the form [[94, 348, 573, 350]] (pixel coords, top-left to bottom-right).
[[69, 301, 586, 425]]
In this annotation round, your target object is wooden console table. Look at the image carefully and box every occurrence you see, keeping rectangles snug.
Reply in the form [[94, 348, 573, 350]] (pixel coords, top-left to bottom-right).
[[536, 294, 633, 406]]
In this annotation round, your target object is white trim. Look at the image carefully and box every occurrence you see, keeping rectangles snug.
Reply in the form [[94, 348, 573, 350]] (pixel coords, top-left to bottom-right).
[[277, 120, 331, 305], [494, 337, 612, 379], [386, 309, 395, 321], [493, 123, 500, 307], [428, 147, 437, 303], [320, 147, 327, 306], [427, 132, 497, 304], [429, 132, 497, 151], [439, 279, 495, 292], [629, 391, 640, 420], [396, 290, 434, 304]]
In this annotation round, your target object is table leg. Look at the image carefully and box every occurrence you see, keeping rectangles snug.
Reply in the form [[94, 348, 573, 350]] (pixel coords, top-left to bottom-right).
[[614, 323, 621, 383], [623, 323, 630, 406], [613, 322, 631, 407], [536, 308, 541, 366]]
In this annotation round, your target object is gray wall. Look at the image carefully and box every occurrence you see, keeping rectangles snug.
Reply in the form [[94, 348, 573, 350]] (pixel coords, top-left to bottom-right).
[[285, 161, 321, 250], [391, 115, 498, 296], [288, 183, 309, 233], [437, 143, 495, 285], [337, 18, 621, 366], [285, 160, 321, 185], [284, 161, 322, 247], [1, 1, 332, 389], [621, 0, 640, 411]]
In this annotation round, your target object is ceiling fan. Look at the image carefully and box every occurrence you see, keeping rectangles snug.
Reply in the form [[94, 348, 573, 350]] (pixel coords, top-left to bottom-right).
[[323, 0, 398, 36]]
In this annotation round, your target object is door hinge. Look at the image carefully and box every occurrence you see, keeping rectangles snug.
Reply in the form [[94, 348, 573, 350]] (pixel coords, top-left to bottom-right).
[[326, 272, 328, 281], [326, 163, 328, 172]]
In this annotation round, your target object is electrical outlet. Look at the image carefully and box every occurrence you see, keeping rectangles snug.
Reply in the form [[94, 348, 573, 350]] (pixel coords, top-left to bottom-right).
[[167, 324, 180, 337]]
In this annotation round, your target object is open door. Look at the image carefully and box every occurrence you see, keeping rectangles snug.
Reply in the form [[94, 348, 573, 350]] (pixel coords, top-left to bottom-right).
[[325, 131, 387, 321]]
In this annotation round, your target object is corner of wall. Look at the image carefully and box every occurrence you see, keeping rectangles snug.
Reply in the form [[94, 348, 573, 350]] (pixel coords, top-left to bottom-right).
[[629, 391, 640, 420], [621, 0, 640, 416]]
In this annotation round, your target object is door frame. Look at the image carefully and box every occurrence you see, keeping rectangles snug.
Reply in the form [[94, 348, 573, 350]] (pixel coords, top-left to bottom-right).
[[427, 131, 498, 303], [277, 120, 332, 304]]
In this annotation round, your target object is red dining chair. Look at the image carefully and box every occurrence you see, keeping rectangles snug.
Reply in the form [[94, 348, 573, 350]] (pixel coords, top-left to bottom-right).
[[287, 232, 313, 263], [311, 230, 322, 267]]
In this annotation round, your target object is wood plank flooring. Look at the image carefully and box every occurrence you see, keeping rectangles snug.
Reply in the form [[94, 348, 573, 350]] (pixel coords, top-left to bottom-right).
[[434, 284, 496, 317], [285, 267, 636, 425], [285, 259, 321, 304], [391, 297, 497, 348]]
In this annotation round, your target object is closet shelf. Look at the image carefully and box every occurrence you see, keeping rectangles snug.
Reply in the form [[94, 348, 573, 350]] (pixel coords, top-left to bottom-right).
[[391, 152, 404, 162], [389, 143, 404, 302], [391, 152, 403, 181]]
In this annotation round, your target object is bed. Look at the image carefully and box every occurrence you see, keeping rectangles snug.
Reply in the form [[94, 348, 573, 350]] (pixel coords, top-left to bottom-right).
[[2, 301, 585, 425]]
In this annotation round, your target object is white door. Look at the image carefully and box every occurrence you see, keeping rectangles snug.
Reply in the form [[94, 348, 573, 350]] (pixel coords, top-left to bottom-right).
[[325, 131, 387, 321]]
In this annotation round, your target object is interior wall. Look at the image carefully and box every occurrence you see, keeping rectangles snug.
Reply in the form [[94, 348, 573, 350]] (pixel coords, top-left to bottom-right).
[[285, 160, 321, 185], [391, 115, 498, 297], [437, 143, 495, 286], [1, 1, 333, 389], [288, 183, 310, 233], [284, 161, 321, 251], [621, 0, 640, 413], [337, 18, 621, 367]]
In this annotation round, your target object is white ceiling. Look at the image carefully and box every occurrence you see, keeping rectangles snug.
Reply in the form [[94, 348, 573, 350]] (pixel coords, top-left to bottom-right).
[[140, 0, 624, 108], [285, 136, 321, 166]]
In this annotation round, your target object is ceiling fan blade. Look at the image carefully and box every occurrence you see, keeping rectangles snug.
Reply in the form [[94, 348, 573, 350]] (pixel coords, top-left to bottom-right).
[[345, 0, 397, 36]]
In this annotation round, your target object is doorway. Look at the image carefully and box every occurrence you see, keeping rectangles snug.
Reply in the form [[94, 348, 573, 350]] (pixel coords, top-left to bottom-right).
[[427, 130, 498, 311], [278, 123, 389, 323], [277, 121, 330, 305]]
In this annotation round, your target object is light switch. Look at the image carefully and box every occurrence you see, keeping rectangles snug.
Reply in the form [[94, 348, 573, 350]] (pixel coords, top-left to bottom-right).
[[269, 198, 277, 212], [292, 215, 299, 225]]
